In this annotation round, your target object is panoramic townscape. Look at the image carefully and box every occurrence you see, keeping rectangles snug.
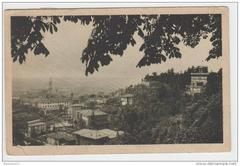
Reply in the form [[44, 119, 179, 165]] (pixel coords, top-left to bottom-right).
[[12, 66, 223, 145], [11, 14, 223, 146]]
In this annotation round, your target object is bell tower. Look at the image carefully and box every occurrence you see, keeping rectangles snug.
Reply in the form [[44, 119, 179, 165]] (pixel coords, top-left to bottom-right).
[[48, 77, 53, 97]]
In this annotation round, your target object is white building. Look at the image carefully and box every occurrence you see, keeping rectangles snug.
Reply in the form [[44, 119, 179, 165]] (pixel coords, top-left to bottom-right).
[[36, 99, 70, 113], [68, 104, 108, 127], [25, 119, 46, 138], [67, 103, 86, 119], [186, 66, 209, 96]]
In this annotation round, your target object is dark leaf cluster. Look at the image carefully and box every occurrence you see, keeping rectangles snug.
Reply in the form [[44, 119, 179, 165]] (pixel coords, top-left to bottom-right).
[[11, 14, 221, 74]]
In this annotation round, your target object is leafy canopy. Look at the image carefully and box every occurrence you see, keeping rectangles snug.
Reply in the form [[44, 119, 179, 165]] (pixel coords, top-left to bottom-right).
[[11, 14, 221, 75]]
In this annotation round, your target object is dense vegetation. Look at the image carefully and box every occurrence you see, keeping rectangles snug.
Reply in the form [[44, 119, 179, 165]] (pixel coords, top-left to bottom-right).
[[105, 68, 223, 144]]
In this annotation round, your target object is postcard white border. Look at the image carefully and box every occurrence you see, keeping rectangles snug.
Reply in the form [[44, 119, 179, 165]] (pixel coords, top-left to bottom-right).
[[1, 1, 238, 162]]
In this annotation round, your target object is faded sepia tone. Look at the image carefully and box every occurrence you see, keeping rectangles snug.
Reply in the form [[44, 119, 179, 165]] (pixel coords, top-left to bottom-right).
[[5, 7, 230, 155]]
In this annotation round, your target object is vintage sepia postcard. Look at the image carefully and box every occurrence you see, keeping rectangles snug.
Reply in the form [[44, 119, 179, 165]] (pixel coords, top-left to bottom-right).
[[4, 7, 230, 155]]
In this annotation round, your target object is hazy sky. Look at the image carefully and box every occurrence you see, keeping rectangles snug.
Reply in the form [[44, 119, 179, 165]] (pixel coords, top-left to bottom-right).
[[13, 20, 222, 93]]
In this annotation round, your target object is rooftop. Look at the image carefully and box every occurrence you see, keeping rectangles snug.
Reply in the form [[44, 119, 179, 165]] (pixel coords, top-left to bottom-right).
[[73, 129, 124, 140], [27, 119, 46, 127]]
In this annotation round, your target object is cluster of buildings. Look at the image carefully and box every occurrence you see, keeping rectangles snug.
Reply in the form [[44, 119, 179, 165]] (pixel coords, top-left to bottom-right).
[[23, 113, 123, 145], [14, 66, 209, 146], [13, 78, 128, 145], [21, 104, 124, 145]]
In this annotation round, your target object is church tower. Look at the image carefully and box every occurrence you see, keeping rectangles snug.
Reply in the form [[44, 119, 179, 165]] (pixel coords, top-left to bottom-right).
[[47, 77, 53, 97]]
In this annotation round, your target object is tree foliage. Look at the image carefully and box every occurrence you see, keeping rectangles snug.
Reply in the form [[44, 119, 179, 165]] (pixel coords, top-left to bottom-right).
[[11, 14, 221, 75], [104, 68, 223, 144]]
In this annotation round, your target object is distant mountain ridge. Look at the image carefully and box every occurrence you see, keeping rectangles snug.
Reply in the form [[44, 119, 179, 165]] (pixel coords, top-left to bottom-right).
[[13, 76, 141, 96]]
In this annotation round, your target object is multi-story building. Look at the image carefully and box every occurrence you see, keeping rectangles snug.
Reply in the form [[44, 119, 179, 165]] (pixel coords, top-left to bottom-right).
[[68, 104, 108, 128], [75, 109, 108, 127], [25, 119, 46, 138], [36, 99, 71, 113], [186, 66, 209, 96], [67, 103, 86, 119]]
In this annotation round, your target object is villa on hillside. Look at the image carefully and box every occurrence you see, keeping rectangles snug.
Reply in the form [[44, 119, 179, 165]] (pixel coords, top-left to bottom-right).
[[186, 66, 209, 96]]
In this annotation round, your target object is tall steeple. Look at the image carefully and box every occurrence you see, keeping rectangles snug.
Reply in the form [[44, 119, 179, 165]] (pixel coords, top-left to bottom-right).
[[48, 77, 53, 96]]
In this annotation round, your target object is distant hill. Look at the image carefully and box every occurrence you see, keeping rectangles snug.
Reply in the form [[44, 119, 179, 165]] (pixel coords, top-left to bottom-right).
[[13, 76, 142, 96]]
